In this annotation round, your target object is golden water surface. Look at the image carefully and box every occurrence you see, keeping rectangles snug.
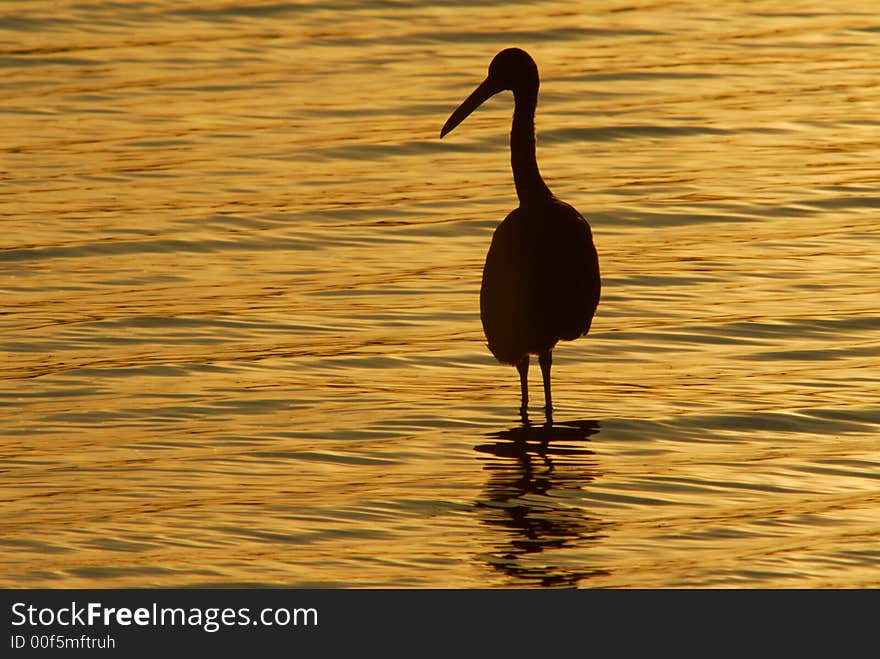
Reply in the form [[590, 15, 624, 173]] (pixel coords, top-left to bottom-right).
[[2, 0, 879, 587]]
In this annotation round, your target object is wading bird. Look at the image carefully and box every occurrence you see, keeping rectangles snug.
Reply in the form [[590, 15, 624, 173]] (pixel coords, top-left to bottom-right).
[[440, 48, 601, 422]]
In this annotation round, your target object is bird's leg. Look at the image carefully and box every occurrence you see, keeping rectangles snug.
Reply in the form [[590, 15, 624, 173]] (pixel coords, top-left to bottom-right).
[[539, 350, 553, 423], [516, 355, 529, 420]]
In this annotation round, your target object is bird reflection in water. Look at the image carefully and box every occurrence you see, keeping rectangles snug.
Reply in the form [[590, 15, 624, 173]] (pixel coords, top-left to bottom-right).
[[474, 420, 608, 587]]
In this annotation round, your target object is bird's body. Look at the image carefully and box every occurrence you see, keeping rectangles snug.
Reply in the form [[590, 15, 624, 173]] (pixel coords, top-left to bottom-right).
[[441, 48, 601, 421], [481, 198, 599, 365]]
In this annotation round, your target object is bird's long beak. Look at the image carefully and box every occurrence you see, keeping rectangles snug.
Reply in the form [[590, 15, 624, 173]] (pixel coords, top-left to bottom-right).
[[440, 77, 503, 138]]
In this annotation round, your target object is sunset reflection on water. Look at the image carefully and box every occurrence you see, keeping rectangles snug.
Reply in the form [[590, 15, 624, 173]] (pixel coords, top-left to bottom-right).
[[1, 0, 878, 587]]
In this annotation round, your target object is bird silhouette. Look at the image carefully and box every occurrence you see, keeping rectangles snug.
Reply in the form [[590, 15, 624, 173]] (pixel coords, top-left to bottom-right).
[[441, 48, 601, 422]]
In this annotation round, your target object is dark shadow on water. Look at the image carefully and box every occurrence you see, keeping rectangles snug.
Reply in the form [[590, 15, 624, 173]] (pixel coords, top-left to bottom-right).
[[483, 418, 602, 452], [473, 419, 608, 587]]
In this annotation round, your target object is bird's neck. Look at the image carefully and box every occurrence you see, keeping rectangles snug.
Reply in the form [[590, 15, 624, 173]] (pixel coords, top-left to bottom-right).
[[510, 89, 552, 205]]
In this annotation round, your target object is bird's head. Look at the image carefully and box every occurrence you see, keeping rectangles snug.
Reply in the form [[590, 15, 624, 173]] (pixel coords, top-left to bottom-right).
[[440, 48, 540, 138]]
